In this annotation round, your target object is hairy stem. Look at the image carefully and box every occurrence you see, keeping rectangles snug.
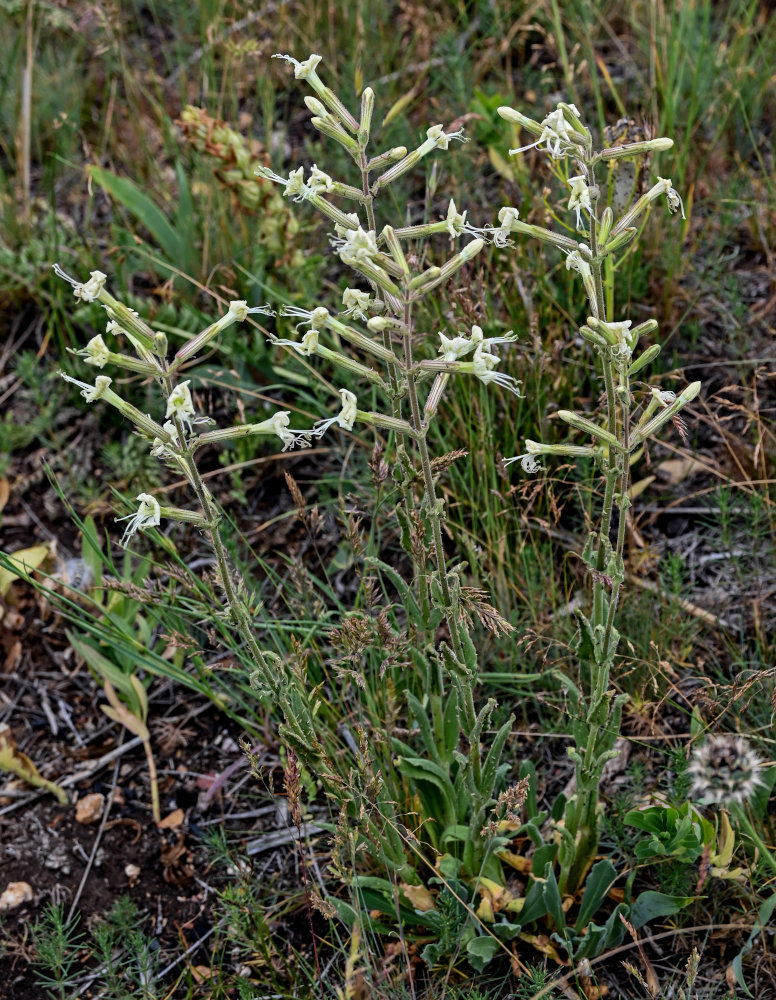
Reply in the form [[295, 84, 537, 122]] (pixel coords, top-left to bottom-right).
[[401, 292, 466, 665]]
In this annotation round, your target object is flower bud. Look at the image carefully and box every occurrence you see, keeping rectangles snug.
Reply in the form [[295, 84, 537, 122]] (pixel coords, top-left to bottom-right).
[[603, 226, 638, 254], [304, 95, 328, 117], [628, 343, 661, 376], [631, 381, 701, 445], [310, 115, 360, 154], [600, 137, 673, 161], [597, 206, 613, 245], [358, 87, 374, 145], [153, 332, 168, 358], [556, 410, 623, 450], [497, 106, 543, 137], [366, 147, 408, 172]]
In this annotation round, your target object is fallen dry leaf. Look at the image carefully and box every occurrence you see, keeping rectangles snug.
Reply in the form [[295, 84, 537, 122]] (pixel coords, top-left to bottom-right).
[[158, 807, 184, 830], [0, 723, 68, 804], [400, 882, 435, 911], [0, 542, 52, 598], [656, 456, 705, 485]]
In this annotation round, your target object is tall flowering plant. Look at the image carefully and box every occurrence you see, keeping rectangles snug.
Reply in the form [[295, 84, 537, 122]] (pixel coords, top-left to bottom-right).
[[496, 101, 699, 894], [54, 54, 523, 893]]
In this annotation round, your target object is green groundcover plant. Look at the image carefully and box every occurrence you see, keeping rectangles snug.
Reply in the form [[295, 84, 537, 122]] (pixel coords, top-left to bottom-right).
[[48, 50, 771, 983]]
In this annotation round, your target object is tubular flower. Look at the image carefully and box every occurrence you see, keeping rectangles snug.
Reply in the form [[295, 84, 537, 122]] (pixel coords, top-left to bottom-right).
[[336, 388, 358, 430], [493, 207, 520, 247], [567, 175, 591, 229], [688, 735, 763, 807], [445, 199, 467, 238], [308, 164, 335, 193], [150, 421, 182, 459], [254, 411, 312, 451], [273, 52, 323, 80], [339, 226, 379, 262], [565, 248, 592, 282], [60, 372, 113, 402], [77, 335, 112, 368], [74, 270, 108, 302], [341, 288, 372, 320], [313, 389, 359, 437], [52, 264, 108, 303], [505, 453, 542, 474], [117, 493, 161, 547], [510, 105, 585, 160], [471, 344, 522, 396], [254, 164, 311, 203], [504, 439, 546, 472], [425, 123, 466, 151], [166, 380, 196, 425], [438, 325, 483, 362]]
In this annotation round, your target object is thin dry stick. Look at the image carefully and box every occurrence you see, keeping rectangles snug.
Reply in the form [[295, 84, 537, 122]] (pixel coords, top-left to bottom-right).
[[67, 755, 121, 922]]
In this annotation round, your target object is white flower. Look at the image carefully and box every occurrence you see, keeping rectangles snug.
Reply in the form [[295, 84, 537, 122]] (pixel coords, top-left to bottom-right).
[[510, 105, 585, 160], [312, 389, 358, 438], [688, 735, 763, 807], [567, 175, 591, 229], [283, 166, 309, 202], [117, 493, 161, 547], [166, 380, 195, 424], [272, 52, 323, 80], [337, 388, 358, 430], [471, 344, 522, 395], [228, 300, 249, 322], [342, 288, 371, 320], [493, 206, 520, 246], [565, 248, 592, 282], [73, 270, 108, 302], [334, 213, 360, 237], [60, 372, 113, 402], [339, 226, 378, 262], [659, 177, 686, 218], [79, 334, 112, 368], [308, 164, 334, 193], [504, 453, 543, 474], [425, 124, 466, 150], [259, 411, 311, 451], [274, 306, 327, 353], [445, 199, 467, 237], [298, 329, 319, 355], [437, 324, 483, 362], [150, 421, 181, 459]]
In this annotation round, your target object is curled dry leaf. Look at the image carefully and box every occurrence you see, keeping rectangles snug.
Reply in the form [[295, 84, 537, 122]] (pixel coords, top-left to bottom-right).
[[0, 723, 68, 804]]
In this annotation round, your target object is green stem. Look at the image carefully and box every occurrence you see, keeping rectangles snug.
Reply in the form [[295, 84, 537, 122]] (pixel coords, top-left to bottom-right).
[[142, 737, 161, 826], [161, 372, 274, 690], [401, 293, 466, 666], [732, 804, 776, 878]]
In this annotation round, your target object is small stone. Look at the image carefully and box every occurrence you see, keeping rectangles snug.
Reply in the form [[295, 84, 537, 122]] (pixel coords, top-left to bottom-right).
[[0, 881, 33, 912], [75, 792, 104, 824], [124, 863, 141, 885]]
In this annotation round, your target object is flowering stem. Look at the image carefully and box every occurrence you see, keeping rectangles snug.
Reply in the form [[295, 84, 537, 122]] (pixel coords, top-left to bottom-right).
[[400, 291, 467, 667], [561, 160, 632, 895], [160, 372, 275, 691]]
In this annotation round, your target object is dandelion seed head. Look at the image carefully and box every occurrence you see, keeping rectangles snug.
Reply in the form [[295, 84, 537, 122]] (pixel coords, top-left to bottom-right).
[[688, 735, 764, 807]]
